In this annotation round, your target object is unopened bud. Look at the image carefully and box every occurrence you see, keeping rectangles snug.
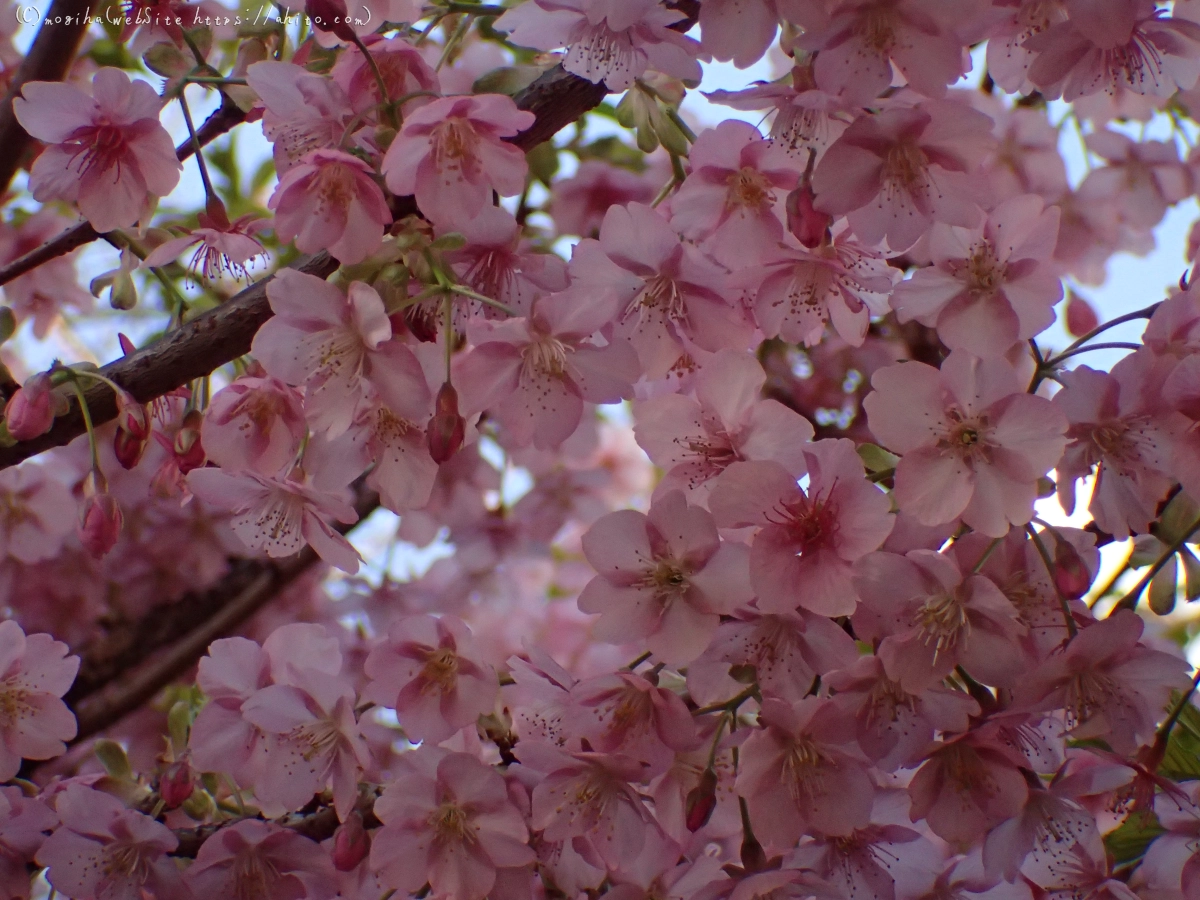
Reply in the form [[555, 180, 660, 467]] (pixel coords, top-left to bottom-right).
[[305, 0, 356, 41], [1064, 292, 1099, 338], [159, 759, 194, 810], [113, 390, 151, 470], [684, 768, 718, 832], [427, 382, 465, 463], [785, 182, 831, 249], [79, 471, 122, 558], [173, 410, 206, 474], [5, 373, 55, 440], [1053, 536, 1092, 600], [332, 810, 371, 871]]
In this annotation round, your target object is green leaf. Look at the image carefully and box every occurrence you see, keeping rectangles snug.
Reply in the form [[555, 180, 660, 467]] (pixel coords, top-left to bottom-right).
[[94, 739, 133, 780], [857, 443, 899, 474], [1157, 492, 1200, 546], [1104, 811, 1165, 865], [1149, 553, 1179, 615], [1159, 699, 1200, 780], [1182, 546, 1200, 602]]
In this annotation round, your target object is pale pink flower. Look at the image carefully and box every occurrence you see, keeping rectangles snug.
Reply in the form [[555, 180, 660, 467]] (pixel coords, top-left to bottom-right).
[[13, 68, 182, 232], [1013, 609, 1191, 755], [187, 467, 362, 573], [984, 0, 1069, 94], [709, 439, 895, 617], [520, 740, 659, 870], [794, 0, 974, 103], [443, 206, 569, 318], [567, 672, 700, 772], [382, 95, 535, 229], [1053, 355, 1181, 540], [188, 636, 271, 784], [668, 120, 798, 269], [252, 270, 431, 437], [371, 749, 535, 900], [698, 0, 786, 68], [202, 373, 307, 478], [141, 210, 267, 281], [364, 614, 498, 743], [270, 148, 392, 265], [550, 159, 661, 238], [343, 392, 441, 514], [187, 819, 336, 899], [246, 61, 353, 172], [1077, 130, 1193, 231], [852, 549, 1027, 692], [0, 209, 93, 337], [978, 101, 1070, 205], [241, 666, 370, 819], [737, 697, 876, 849], [1024, 4, 1200, 101], [812, 100, 995, 252], [982, 782, 1101, 886], [495, 0, 704, 91], [741, 222, 899, 347], [455, 290, 640, 450], [864, 351, 1069, 537], [578, 490, 752, 663], [330, 34, 439, 120], [0, 787, 56, 900], [632, 350, 815, 502], [686, 609, 858, 707], [0, 620, 78, 779], [825, 655, 978, 771], [907, 725, 1030, 845], [1136, 784, 1200, 900], [36, 785, 184, 900], [889, 194, 1063, 357], [567, 202, 750, 379], [0, 464, 76, 563]]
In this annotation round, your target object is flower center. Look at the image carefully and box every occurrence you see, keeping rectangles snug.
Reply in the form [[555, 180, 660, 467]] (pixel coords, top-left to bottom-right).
[[915, 591, 969, 658], [521, 335, 570, 380], [883, 140, 929, 195], [430, 801, 475, 842], [421, 646, 460, 692], [69, 122, 127, 180], [857, 7, 897, 54], [727, 167, 774, 210]]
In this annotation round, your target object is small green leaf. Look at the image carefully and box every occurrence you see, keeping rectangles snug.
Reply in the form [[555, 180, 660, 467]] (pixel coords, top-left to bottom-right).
[[94, 739, 133, 780], [1181, 546, 1200, 602], [1149, 553, 1179, 615], [857, 443, 899, 474], [1104, 811, 1165, 864]]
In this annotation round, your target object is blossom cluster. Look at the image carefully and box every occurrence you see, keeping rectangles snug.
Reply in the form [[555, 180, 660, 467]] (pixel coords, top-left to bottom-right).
[[4, 0, 1200, 899]]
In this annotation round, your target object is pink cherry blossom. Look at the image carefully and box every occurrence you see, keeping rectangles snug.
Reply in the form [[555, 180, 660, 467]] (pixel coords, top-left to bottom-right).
[[187, 466, 362, 573], [455, 290, 640, 450], [632, 350, 815, 502], [0, 464, 76, 563], [889, 194, 1064, 356], [270, 148, 392, 265], [982, 779, 1101, 886], [567, 202, 750, 379], [864, 351, 1068, 537], [1053, 356, 1182, 540], [382, 94, 535, 229], [709, 439, 895, 617], [698, 0, 785, 68], [550, 159, 662, 238], [737, 697, 876, 849], [793, 0, 974, 103], [343, 391, 441, 513], [246, 61, 353, 173], [187, 819, 336, 899], [141, 209, 267, 282], [1013, 609, 1191, 755], [187, 636, 272, 784], [330, 34, 440, 120], [371, 749, 535, 900], [494, 0, 704, 91], [740, 222, 899, 347], [36, 785, 184, 900], [13, 68, 182, 232], [1077, 131, 1193, 232], [202, 373, 307, 478], [364, 614, 498, 743], [252, 270, 431, 437], [0, 788, 56, 900], [0, 209, 94, 337], [667, 120, 798, 269], [578, 490, 753, 664], [812, 100, 995, 252], [0, 620, 78, 779]]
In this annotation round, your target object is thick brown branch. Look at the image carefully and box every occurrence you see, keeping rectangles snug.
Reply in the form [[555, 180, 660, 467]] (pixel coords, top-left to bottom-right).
[[0, 0, 93, 194]]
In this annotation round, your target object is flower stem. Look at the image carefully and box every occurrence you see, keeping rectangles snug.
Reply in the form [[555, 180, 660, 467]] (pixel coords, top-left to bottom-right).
[[1026, 524, 1079, 638]]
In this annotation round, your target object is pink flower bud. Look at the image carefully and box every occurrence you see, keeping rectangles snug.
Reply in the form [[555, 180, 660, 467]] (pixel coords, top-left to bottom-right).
[[427, 382, 465, 464], [785, 182, 831, 249], [332, 810, 370, 871], [306, 0, 357, 41], [684, 768, 718, 832], [113, 389, 151, 470], [1064, 292, 1099, 338], [5, 373, 55, 440], [79, 472, 122, 558], [173, 410, 206, 474], [1053, 537, 1092, 600], [159, 759, 194, 810]]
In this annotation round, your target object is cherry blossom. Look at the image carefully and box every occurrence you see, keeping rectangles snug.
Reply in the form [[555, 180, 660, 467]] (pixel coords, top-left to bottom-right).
[[246, 61, 353, 172], [14, 68, 182, 233], [187, 819, 336, 899], [709, 439, 895, 616], [865, 351, 1069, 537], [0, 621, 77, 779], [201, 372, 308, 478], [0, 788, 55, 900], [0, 465, 76, 563]]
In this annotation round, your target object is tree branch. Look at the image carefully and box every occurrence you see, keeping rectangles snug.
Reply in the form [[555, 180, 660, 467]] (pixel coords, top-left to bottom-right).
[[0, 0, 93, 194], [0, 64, 614, 471]]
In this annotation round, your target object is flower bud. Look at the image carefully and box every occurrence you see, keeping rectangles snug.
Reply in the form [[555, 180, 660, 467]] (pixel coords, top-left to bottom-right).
[[173, 410, 206, 474], [785, 182, 831, 249], [5, 373, 55, 440], [79, 471, 122, 558], [332, 810, 371, 871], [684, 767, 718, 832], [1053, 536, 1092, 600], [159, 759, 194, 810], [427, 382, 465, 463], [1064, 291, 1099, 338], [113, 389, 151, 470], [306, 0, 357, 41]]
